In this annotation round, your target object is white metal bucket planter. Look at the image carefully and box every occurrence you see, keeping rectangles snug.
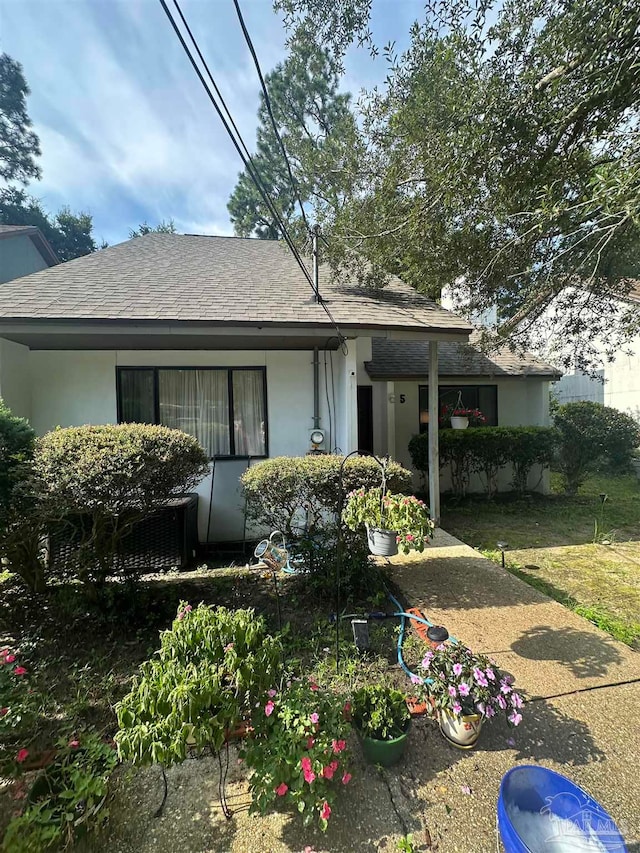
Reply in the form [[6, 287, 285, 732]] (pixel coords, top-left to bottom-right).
[[366, 524, 398, 556]]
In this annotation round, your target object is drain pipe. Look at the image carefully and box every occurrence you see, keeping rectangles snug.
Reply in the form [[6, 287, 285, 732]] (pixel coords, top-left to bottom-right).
[[313, 347, 320, 429]]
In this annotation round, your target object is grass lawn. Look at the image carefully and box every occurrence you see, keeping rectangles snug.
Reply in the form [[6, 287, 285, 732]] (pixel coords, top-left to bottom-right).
[[441, 473, 640, 648]]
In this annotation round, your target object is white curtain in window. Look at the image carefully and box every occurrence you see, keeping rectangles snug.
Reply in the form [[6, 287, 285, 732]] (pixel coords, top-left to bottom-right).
[[158, 369, 230, 456], [233, 370, 266, 456]]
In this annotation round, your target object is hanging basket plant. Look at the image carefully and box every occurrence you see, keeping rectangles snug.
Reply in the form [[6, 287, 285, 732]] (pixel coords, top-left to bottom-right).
[[439, 391, 486, 429], [342, 487, 434, 555]]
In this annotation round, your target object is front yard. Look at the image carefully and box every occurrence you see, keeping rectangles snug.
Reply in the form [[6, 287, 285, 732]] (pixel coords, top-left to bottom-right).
[[441, 473, 640, 648]]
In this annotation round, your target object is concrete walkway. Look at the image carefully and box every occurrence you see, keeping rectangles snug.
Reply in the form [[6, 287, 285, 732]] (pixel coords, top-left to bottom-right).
[[389, 529, 640, 851]]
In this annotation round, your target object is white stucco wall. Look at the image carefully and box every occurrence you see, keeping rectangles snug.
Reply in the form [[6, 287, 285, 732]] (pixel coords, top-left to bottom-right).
[[0, 338, 31, 420], [389, 376, 551, 494], [0, 234, 49, 284], [23, 346, 360, 542]]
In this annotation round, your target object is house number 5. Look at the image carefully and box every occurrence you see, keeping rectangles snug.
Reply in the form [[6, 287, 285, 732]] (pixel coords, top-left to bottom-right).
[[399, 394, 406, 404]]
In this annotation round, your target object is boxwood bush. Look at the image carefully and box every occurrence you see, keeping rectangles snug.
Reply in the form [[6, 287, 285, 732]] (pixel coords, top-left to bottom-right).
[[409, 426, 557, 497], [553, 402, 640, 493], [241, 454, 412, 539], [33, 424, 209, 590]]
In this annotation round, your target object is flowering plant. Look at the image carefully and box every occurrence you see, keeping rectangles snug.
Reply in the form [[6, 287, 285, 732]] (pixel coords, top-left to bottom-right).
[[417, 644, 524, 726], [342, 488, 434, 553], [241, 679, 353, 831], [439, 403, 486, 426], [351, 684, 410, 741]]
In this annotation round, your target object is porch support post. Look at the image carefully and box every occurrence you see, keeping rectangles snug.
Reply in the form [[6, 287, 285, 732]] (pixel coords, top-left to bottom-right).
[[428, 340, 440, 525]]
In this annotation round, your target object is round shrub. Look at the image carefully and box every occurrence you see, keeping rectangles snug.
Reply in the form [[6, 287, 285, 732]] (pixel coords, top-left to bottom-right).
[[241, 454, 412, 539], [553, 402, 640, 493], [34, 424, 209, 588]]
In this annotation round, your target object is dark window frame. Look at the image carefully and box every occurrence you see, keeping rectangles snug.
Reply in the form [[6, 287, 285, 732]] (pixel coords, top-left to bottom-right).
[[116, 365, 268, 460], [418, 384, 498, 432]]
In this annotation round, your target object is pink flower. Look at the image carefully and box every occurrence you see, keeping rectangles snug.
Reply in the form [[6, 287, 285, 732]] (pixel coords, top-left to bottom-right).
[[267, 689, 277, 698], [448, 685, 457, 697], [0, 648, 8, 659], [329, 760, 338, 772], [496, 695, 507, 710], [309, 682, 319, 691], [511, 693, 524, 709], [303, 768, 316, 784], [13, 666, 27, 676], [15, 748, 29, 763], [508, 712, 523, 727], [410, 674, 422, 685], [300, 756, 312, 772], [5, 654, 16, 664], [224, 643, 234, 652], [473, 668, 488, 687], [310, 712, 319, 724], [500, 681, 512, 695], [332, 739, 346, 754], [307, 737, 315, 749], [452, 702, 462, 715], [0, 707, 8, 717], [265, 701, 275, 717], [406, 534, 414, 542], [485, 668, 495, 681], [68, 738, 80, 749], [421, 652, 433, 669], [458, 682, 470, 697], [452, 663, 463, 677], [485, 705, 496, 718], [320, 801, 331, 821], [476, 702, 485, 715], [275, 782, 288, 796], [342, 772, 352, 785], [322, 764, 335, 780]]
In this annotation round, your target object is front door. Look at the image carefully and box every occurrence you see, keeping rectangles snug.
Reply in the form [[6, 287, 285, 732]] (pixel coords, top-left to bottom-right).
[[357, 385, 374, 453]]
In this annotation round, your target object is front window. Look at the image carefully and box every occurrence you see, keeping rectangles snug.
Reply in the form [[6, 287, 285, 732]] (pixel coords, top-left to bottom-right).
[[117, 367, 267, 457], [418, 385, 498, 431]]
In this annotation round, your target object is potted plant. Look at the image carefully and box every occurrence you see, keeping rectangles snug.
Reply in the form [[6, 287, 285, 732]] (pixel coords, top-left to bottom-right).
[[343, 488, 434, 556], [351, 684, 411, 766], [417, 644, 524, 749], [440, 402, 487, 430]]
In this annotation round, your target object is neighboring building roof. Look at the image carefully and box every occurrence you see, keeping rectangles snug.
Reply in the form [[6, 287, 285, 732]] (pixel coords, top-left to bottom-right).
[[366, 334, 562, 380], [0, 233, 471, 336], [0, 224, 58, 266]]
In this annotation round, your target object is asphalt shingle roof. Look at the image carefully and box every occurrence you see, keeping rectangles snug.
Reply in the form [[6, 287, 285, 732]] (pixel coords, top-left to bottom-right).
[[366, 334, 561, 379], [0, 233, 472, 335]]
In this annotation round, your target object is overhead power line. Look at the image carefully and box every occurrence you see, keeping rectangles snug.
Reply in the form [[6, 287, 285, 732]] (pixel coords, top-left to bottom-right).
[[157, 0, 345, 346], [231, 0, 309, 233]]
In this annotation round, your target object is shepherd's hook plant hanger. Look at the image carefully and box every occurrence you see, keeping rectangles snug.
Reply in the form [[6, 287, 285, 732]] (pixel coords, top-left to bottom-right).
[[335, 449, 389, 671]]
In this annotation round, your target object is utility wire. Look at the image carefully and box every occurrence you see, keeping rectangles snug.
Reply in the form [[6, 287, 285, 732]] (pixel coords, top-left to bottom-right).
[[160, 0, 312, 289], [158, 0, 346, 347], [231, 0, 309, 232]]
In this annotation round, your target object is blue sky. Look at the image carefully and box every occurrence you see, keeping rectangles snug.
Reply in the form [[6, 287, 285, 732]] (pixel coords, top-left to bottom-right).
[[0, 0, 425, 246]]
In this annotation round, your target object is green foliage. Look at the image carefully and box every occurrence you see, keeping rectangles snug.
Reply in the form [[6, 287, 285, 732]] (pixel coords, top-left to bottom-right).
[[0, 399, 35, 525], [0, 53, 41, 184], [0, 646, 39, 757], [409, 427, 557, 497], [351, 684, 410, 741], [129, 219, 176, 237], [241, 454, 412, 539], [342, 488, 434, 553], [33, 424, 209, 587], [228, 29, 360, 239], [240, 679, 352, 831], [276, 0, 640, 371], [2, 733, 117, 853], [553, 402, 640, 493], [0, 187, 100, 262], [115, 604, 282, 767], [419, 644, 524, 725]]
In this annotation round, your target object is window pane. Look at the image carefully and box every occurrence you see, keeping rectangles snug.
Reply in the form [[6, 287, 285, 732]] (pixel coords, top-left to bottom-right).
[[477, 386, 498, 426], [158, 369, 230, 456], [419, 384, 498, 428], [233, 370, 266, 456], [119, 369, 154, 423]]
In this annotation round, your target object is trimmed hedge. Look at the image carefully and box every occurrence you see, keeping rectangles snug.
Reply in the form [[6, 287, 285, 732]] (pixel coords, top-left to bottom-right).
[[409, 427, 557, 497], [241, 454, 412, 539], [553, 402, 640, 493]]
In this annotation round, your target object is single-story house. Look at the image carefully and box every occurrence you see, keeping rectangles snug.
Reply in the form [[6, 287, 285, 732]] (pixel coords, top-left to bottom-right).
[[0, 232, 476, 541], [365, 334, 561, 492], [0, 233, 559, 541]]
